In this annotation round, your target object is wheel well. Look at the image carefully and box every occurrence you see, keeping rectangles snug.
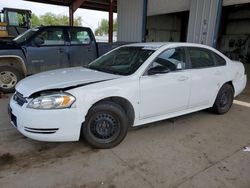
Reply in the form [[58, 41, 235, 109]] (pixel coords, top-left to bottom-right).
[[0, 57, 26, 75], [91, 97, 135, 126], [225, 81, 235, 94]]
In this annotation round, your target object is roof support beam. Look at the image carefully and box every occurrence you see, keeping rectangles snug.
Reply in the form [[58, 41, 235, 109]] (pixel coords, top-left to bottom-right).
[[69, 0, 86, 26], [24, 0, 118, 12], [108, 0, 114, 43], [72, 0, 87, 12], [69, 6, 74, 26]]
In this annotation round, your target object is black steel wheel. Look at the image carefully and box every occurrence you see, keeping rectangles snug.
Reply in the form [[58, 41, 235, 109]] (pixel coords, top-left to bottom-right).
[[212, 84, 234, 114], [82, 101, 128, 149]]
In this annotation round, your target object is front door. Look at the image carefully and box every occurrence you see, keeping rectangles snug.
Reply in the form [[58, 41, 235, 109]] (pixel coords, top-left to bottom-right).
[[67, 28, 97, 67], [139, 48, 191, 119], [26, 27, 69, 74]]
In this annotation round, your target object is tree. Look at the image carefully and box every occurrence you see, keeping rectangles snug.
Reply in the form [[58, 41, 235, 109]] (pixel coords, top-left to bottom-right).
[[95, 18, 117, 36], [31, 13, 40, 27], [31, 12, 82, 27], [113, 18, 117, 32]]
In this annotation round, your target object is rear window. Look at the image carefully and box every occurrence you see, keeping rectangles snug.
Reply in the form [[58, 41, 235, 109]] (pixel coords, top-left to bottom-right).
[[69, 29, 91, 45], [188, 48, 215, 68], [213, 53, 226, 66]]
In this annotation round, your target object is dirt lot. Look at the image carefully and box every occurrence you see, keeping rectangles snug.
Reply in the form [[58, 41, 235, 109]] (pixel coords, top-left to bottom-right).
[[0, 65, 250, 188]]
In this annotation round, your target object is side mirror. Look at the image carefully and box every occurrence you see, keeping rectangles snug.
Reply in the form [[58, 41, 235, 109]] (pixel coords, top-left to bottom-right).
[[148, 66, 170, 75], [33, 37, 44, 46]]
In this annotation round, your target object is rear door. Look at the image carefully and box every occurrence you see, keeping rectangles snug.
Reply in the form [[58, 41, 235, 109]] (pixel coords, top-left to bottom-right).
[[186, 47, 225, 108], [67, 27, 97, 67], [26, 27, 69, 73]]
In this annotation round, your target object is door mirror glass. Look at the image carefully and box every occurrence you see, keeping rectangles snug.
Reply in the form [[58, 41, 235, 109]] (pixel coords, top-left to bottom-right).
[[33, 37, 44, 46], [148, 66, 170, 75]]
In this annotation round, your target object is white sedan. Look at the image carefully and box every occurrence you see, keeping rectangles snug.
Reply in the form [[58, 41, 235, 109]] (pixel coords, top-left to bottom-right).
[[9, 43, 247, 148]]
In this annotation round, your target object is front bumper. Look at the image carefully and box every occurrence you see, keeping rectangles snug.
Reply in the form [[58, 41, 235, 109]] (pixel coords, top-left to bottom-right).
[[9, 95, 84, 142]]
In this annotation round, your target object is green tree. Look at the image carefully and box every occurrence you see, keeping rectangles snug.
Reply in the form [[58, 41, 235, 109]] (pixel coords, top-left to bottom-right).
[[95, 18, 117, 36], [31, 13, 40, 27], [113, 18, 117, 32], [31, 12, 82, 27]]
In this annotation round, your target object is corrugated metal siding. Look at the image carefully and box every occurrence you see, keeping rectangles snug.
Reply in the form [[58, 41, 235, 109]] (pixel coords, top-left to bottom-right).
[[187, 0, 222, 46], [148, 0, 190, 16], [146, 14, 182, 42], [147, 0, 250, 16], [223, 0, 250, 6], [117, 0, 144, 42]]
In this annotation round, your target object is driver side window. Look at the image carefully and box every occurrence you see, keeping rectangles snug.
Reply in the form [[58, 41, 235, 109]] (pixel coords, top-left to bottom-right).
[[152, 48, 186, 72], [34, 28, 65, 46]]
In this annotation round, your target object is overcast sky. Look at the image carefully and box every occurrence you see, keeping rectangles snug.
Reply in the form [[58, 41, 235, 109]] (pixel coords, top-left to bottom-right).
[[0, 0, 117, 31]]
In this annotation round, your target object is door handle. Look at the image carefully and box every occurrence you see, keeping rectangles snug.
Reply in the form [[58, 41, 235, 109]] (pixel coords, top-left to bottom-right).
[[178, 76, 189, 81], [87, 47, 91, 52], [58, 48, 64, 53]]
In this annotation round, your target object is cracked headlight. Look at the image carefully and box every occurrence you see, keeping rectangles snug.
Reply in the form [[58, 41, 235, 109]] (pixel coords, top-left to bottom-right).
[[27, 93, 76, 109]]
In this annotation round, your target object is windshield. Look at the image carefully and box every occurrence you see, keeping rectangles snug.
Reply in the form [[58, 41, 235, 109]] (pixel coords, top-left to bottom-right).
[[13, 28, 38, 43], [88, 47, 155, 75]]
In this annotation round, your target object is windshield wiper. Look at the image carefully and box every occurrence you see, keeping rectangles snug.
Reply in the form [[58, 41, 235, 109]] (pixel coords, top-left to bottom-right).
[[82, 65, 90, 68]]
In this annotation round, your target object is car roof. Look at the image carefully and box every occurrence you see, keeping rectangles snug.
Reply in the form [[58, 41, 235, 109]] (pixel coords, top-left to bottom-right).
[[125, 42, 169, 49], [35, 25, 91, 30], [124, 42, 229, 61], [124, 42, 216, 51]]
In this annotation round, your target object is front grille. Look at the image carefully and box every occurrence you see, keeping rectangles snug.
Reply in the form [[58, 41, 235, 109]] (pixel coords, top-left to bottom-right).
[[10, 113, 17, 128], [13, 92, 27, 106], [24, 127, 59, 134]]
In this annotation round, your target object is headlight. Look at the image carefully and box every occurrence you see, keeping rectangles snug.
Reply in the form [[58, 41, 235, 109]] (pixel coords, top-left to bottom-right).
[[27, 93, 76, 109]]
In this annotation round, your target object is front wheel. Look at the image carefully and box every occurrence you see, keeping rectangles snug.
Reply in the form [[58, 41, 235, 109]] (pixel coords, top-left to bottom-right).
[[82, 101, 128, 149], [0, 66, 24, 93], [212, 84, 234, 114]]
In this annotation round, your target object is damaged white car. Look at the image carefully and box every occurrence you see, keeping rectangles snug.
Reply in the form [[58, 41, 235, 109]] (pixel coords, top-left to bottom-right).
[[9, 43, 247, 148]]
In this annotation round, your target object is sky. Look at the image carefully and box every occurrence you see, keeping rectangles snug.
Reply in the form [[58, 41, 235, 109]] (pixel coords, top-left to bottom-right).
[[0, 0, 117, 31]]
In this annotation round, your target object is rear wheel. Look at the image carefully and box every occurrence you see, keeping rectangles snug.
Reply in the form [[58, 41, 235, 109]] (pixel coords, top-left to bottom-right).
[[0, 66, 23, 93], [212, 84, 234, 114], [82, 101, 128, 149]]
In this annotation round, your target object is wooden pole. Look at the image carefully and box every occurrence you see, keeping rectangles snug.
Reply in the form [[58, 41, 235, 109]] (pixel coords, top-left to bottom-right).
[[69, 5, 74, 26], [69, 0, 86, 26], [108, 0, 114, 43]]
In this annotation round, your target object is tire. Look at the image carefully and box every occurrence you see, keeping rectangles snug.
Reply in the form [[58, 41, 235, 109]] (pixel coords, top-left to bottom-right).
[[82, 101, 129, 149], [0, 66, 24, 93], [212, 84, 234, 114]]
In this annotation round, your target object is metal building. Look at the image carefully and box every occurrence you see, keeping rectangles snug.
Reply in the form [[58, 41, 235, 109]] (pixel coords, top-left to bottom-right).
[[117, 0, 250, 62]]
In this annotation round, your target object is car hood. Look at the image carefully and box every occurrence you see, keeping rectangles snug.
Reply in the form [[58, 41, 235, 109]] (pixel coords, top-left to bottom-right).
[[16, 67, 121, 97], [0, 40, 21, 50]]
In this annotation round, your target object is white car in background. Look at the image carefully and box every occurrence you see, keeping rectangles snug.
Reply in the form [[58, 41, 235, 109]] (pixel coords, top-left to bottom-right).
[[9, 43, 247, 148]]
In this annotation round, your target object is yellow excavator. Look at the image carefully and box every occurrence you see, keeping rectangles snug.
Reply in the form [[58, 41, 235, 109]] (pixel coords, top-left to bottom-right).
[[0, 8, 31, 41]]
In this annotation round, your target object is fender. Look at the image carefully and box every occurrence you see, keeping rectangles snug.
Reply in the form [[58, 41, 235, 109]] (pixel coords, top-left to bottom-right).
[[0, 55, 27, 75], [85, 95, 137, 126]]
